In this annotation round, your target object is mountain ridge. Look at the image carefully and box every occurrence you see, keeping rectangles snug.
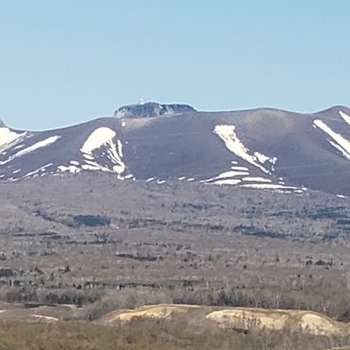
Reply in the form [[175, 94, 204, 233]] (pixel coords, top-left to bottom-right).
[[1, 103, 350, 195], [2, 103, 350, 131]]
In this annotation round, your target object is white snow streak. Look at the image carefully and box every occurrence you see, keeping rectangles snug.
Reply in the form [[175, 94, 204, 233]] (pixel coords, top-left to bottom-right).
[[340, 111, 350, 127], [314, 119, 350, 160], [0, 136, 61, 165], [23, 163, 53, 179], [241, 183, 298, 190], [211, 179, 241, 185], [16, 136, 60, 157], [242, 177, 272, 183], [83, 154, 94, 160], [70, 160, 80, 166], [23, 168, 42, 178], [13, 144, 25, 150], [202, 171, 249, 183], [214, 125, 275, 173], [230, 166, 249, 171]]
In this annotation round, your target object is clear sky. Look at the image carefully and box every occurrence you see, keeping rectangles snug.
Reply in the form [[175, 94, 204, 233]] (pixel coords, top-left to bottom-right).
[[0, 1, 349, 130]]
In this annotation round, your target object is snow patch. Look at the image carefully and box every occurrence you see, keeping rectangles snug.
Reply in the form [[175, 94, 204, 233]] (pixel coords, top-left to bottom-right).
[[23, 163, 53, 179], [211, 179, 241, 185], [70, 160, 80, 166], [340, 111, 350, 127], [83, 154, 94, 160], [16, 136, 60, 157], [231, 166, 249, 171], [13, 144, 25, 150], [241, 183, 298, 190], [81, 164, 99, 171], [254, 152, 270, 164], [214, 125, 276, 174], [0, 128, 22, 148], [314, 119, 350, 160], [81, 127, 125, 175], [202, 170, 249, 183], [23, 168, 41, 178], [242, 177, 272, 183], [0, 136, 61, 166], [41, 163, 53, 170], [117, 140, 123, 157], [57, 165, 81, 173], [81, 128, 116, 153]]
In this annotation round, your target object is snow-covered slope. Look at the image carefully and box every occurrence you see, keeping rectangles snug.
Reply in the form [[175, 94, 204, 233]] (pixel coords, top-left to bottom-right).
[[1, 103, 350, 195], [0, 119, 129, 181]]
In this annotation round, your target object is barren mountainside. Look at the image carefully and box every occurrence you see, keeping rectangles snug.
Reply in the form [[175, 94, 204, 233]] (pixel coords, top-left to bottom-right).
[[1, 102, 350, 195]]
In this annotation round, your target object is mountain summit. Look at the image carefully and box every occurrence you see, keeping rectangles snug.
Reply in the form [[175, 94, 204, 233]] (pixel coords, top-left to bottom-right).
[[1, 103, 350, 196], [114, 102, 196, 118]]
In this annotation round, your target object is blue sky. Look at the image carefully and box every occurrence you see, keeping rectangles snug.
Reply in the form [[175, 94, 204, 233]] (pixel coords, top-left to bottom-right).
[[0, 1, 349, 130]]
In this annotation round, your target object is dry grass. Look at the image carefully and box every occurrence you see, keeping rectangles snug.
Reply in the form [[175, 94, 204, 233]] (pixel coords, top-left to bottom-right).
[[0, 318, 348, 350], [0, 319, 256, 350]]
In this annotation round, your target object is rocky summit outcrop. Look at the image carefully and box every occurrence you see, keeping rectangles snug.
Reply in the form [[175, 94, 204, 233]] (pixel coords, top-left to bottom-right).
[[113, 102, 196, 118]]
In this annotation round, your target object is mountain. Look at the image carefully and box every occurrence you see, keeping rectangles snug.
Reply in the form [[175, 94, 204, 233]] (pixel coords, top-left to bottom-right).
[[1, 102, 350, 195]]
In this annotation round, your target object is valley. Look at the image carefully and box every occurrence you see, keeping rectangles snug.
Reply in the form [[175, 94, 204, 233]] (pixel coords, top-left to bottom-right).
[[0, 174, 349, 348]]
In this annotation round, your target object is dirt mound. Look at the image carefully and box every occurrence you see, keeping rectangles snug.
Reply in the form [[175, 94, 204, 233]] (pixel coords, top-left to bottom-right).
[[101, 304, 350, 337], [206, 308, 349, 336], [101, 304, 201, 323]]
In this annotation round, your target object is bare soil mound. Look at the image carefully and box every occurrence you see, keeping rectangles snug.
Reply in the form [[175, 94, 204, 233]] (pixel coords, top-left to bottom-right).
[[101, 304, 350, 337]]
